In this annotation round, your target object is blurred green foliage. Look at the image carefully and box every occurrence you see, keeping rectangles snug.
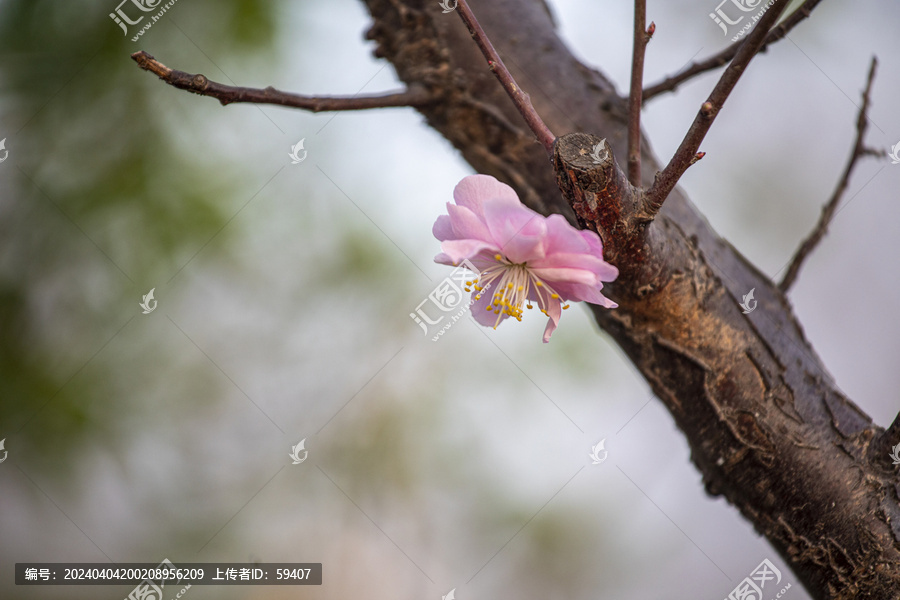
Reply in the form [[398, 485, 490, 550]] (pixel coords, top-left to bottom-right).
[[0, 0, 279, 466]]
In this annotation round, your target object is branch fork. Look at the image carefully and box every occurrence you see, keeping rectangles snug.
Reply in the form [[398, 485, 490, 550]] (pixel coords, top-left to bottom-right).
[[553, 133, 669, 295]]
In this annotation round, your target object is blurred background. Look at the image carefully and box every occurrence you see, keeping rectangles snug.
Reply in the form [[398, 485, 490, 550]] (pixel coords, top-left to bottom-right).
[[0, 0, 898, 598]]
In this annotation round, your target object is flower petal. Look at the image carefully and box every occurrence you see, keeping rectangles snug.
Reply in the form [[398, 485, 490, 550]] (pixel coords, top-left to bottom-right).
[[433, 215, 454, 241], [528, 267, 599, 287], [530, 252, 619, 281], [502, 219, 548, 265], [483, 199, 547, 263], [555, 282, 617, 308], [446, 202, 492, 241], [471, 289, 509, 328], [434, 252, 462, 268], [453, 174, 521, 219], [543, 214, 592, 254], [579, 229, 606, 256], [439, 239, 498, 264], [541, 294, 562, 343]]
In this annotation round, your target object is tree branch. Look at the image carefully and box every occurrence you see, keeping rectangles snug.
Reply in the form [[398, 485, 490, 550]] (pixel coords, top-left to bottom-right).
[[453, 0, 556, 154], [869, 410, 900, 470], [642, 0, 791, 218], [643, 0, 823, 101], [778, 57, 880, 292], [627, 0, 653, 187], [134, 0, 900, 594], [357, 1, 900, 596], [130, 51, 434, 111]]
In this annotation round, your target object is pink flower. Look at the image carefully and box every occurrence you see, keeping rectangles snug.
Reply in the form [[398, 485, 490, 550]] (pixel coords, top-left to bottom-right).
[[433, 174, 618, 343]]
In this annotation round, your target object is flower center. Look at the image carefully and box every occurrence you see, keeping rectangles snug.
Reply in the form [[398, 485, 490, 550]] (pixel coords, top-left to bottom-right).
[[464, 254, 569, 328]]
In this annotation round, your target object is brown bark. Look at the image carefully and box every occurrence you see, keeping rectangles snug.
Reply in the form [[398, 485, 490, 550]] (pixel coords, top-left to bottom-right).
[[359, 0, 900, 598]]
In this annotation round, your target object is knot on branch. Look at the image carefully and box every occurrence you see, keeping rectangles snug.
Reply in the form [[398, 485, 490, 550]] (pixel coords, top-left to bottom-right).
[[553, 132, 670, 295], [553, 133, 634, 236]]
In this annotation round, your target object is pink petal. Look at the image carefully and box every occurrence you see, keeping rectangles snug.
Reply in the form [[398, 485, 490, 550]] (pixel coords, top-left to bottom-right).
[[579, 229, 606, 256], [528, 267, 599, 287], [483, 198, 547, 263], [447, 202, 492, 241], [453, 174, 521, 219], [530, 252, 619, 280], [433, 215, 454, 241], [554, 282, 617, 308], [544, 214, 592, 254], [471, 289, 508, 328], [434, 252, 455, 267], [541, 295, 563, 343], [501, 219, 548, 265], [439, 239, 497, 264]]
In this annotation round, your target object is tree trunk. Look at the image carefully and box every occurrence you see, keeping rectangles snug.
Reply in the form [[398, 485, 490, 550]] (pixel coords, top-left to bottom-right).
[[361, 0, 900, 597]]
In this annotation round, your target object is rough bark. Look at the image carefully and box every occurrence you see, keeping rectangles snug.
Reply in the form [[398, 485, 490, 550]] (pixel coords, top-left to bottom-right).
[[360, 0, 900, 598]]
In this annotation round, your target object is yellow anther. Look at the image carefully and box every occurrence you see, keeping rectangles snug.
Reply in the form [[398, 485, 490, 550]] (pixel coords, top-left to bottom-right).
[[494, 254, 503, 261], [551, 293, 559, 299]]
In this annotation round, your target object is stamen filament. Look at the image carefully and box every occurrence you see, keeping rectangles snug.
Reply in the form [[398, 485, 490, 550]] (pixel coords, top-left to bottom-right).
[[474, 254, 565, 328]]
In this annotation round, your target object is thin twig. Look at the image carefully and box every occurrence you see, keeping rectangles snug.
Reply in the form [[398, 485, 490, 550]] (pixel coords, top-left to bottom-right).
[[779, 57, 879, 292], [641, 0, 791, 218], [131, 51, 434, 111], [643, 0, 822, 102], [627, 0, 654, 187], [453, 0, 556, 154]]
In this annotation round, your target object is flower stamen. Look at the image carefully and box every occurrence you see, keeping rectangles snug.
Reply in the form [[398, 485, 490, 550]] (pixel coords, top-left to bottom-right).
[[474, 256, 566, 329]]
